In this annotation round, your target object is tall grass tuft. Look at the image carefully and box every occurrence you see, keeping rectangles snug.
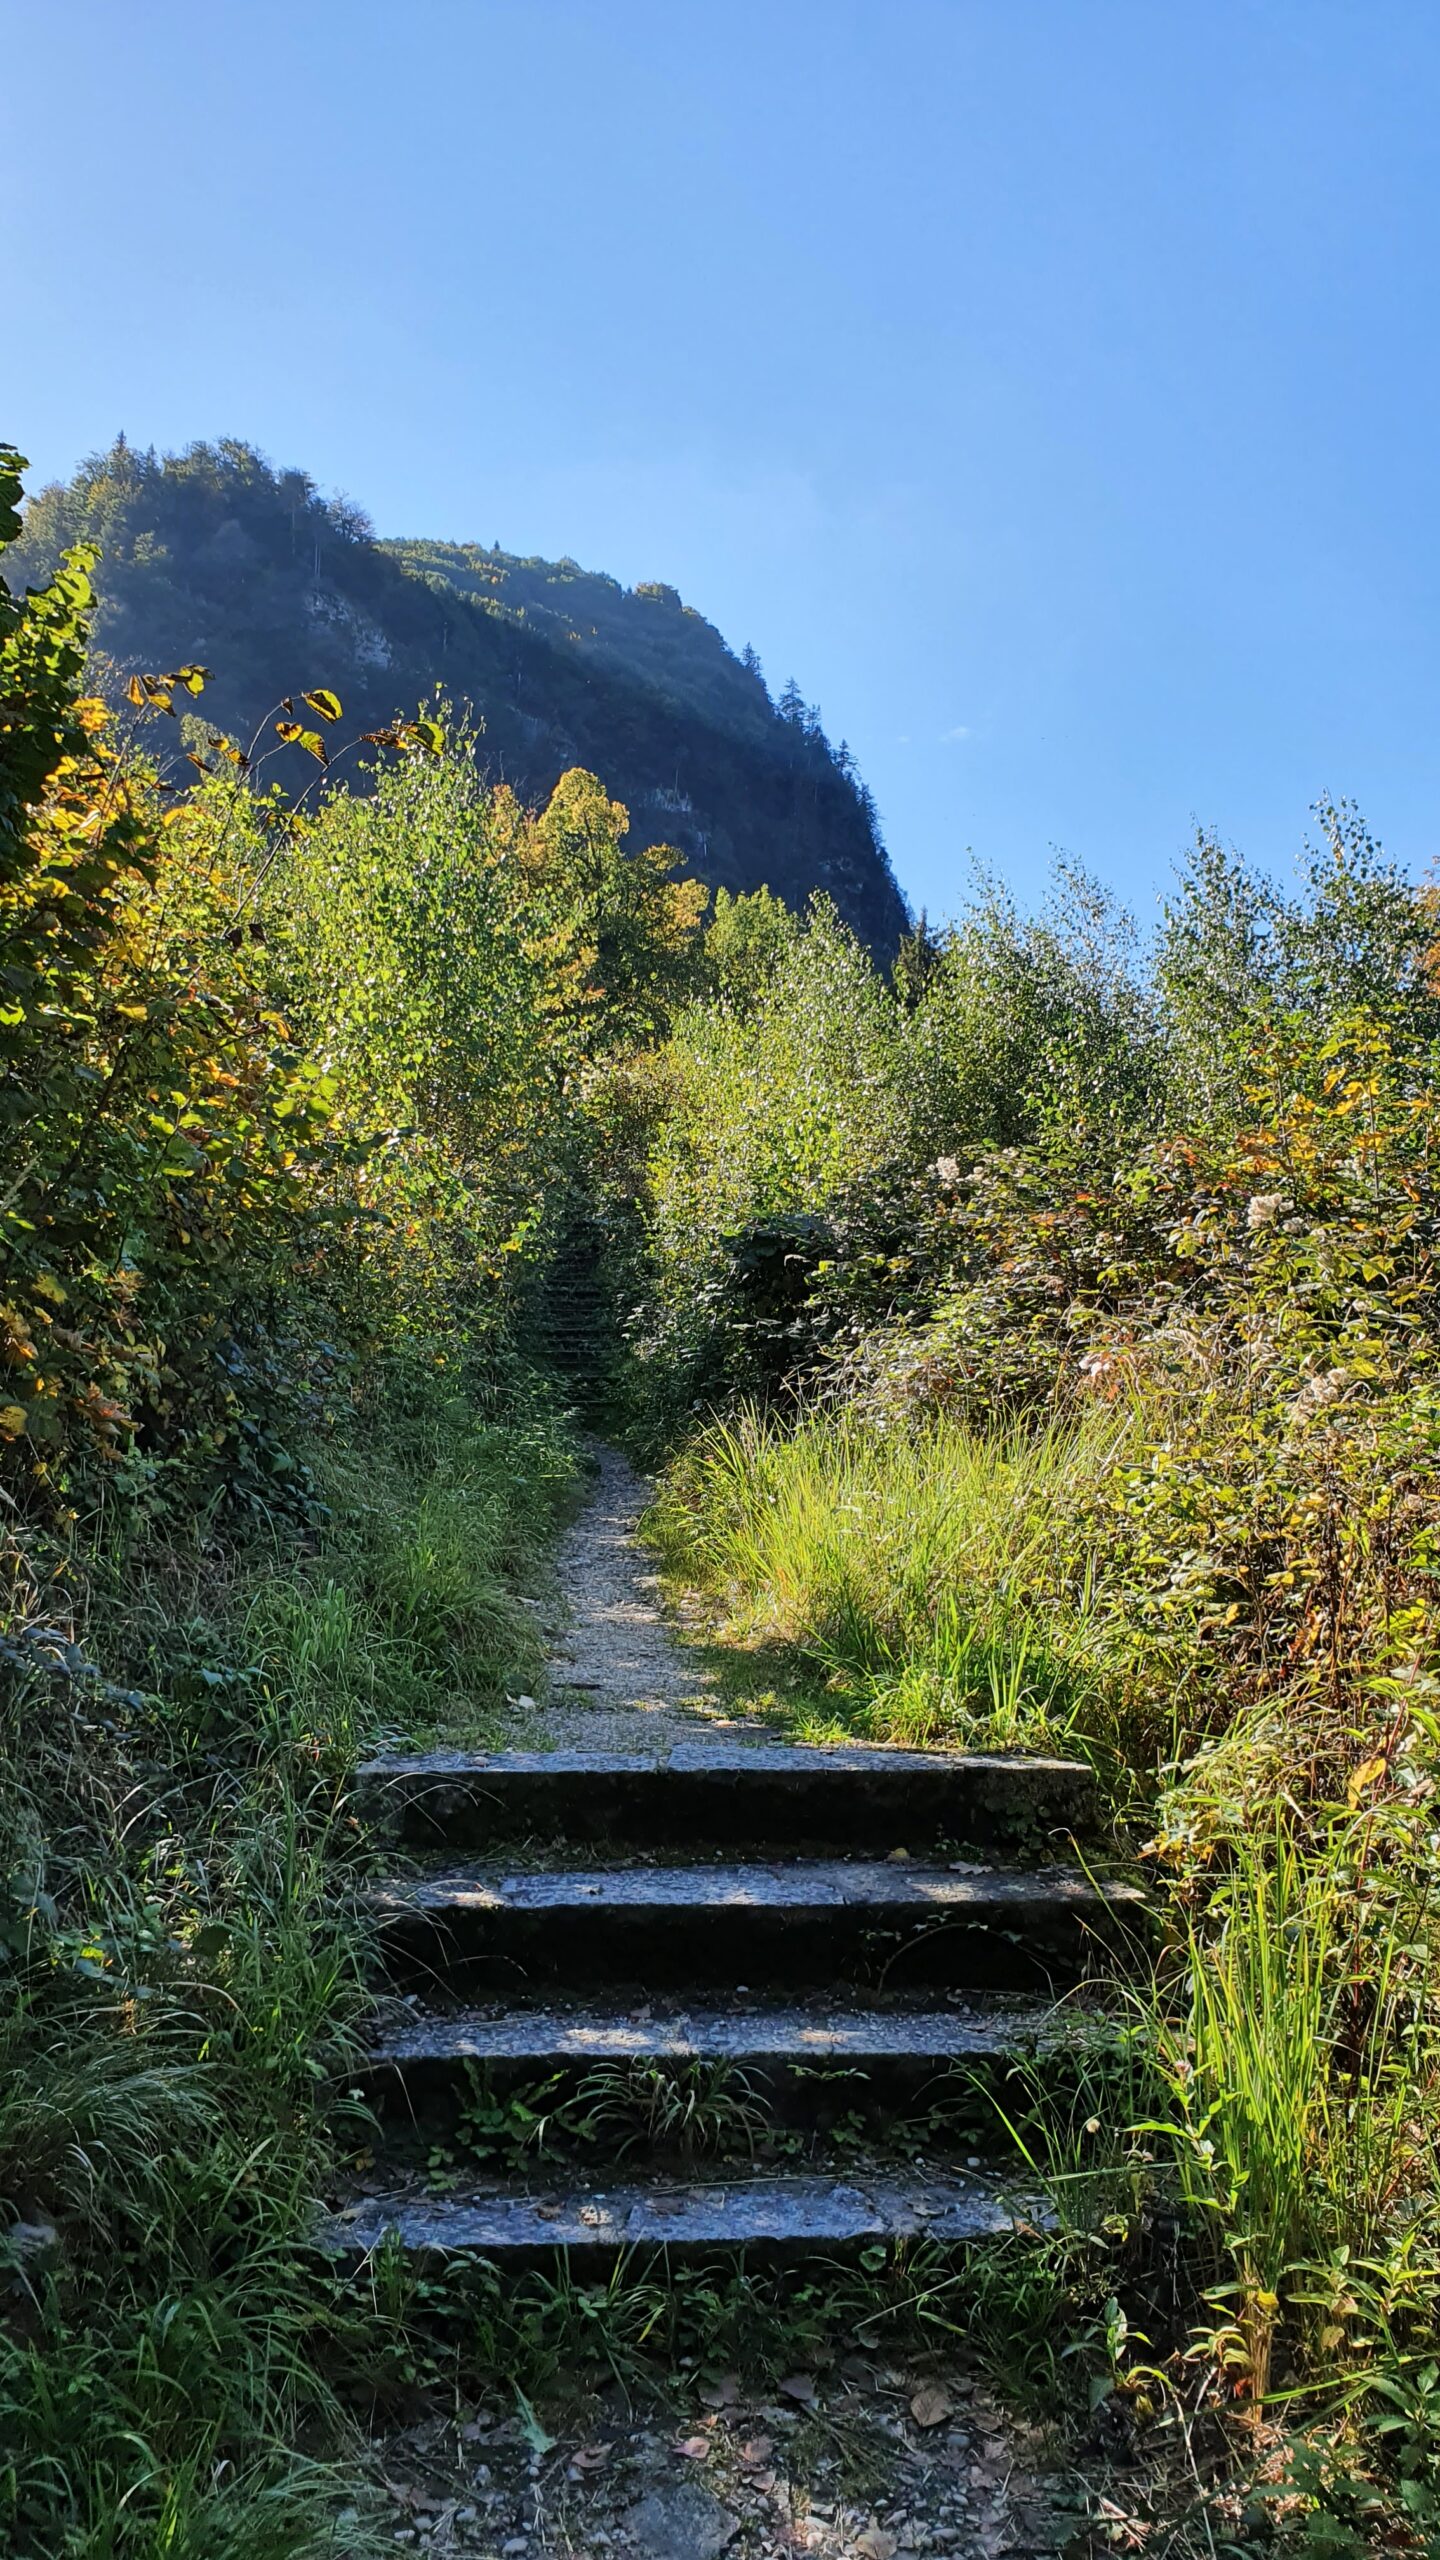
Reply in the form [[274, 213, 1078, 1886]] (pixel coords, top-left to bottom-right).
[[1141, 1811, 1436, 2408], [649, 1403, 1125, 1761]]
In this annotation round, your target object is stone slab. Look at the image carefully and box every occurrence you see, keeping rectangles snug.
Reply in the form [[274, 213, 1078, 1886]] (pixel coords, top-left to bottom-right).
[[322, 2166, 1039, 2263], [371, 1859, 1145, 1995], [375, 1858, 1138, 1916], [368, 1994, 1060, 2070], [354, 1740, 1098, 1855]]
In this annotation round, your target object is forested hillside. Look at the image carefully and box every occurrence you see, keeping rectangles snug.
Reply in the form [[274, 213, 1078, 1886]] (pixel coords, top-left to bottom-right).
[[11, 438, 908, 953], [7, 427, 1440, 2557]]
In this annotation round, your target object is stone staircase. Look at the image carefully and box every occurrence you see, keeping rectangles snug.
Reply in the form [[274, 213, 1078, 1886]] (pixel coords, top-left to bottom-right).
[[329, 1740, 1142, 2270], [526, 1212, 618, 1413]]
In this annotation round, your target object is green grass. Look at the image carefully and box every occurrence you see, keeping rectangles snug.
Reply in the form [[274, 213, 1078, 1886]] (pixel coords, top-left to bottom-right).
[[648, 1390, 1440, 2487], [0, 1365, 579, 2558], [0, 1755, 371, 2555], [1139, 1813, 1438, 2410], [337, 2222, 1105, 2413], [245, 1390, 579, 1755], [647, 1403, 1126, 1766]]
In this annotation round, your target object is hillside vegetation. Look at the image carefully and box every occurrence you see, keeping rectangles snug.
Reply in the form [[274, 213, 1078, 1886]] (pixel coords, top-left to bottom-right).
[[5, 428, 1440, 2556], [622, 825, 1440, 2543], [11, 437, 908, 953]]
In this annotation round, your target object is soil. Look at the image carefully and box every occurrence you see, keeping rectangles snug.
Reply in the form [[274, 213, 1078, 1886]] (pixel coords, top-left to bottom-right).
[[346, 2357, 1091, 2557]]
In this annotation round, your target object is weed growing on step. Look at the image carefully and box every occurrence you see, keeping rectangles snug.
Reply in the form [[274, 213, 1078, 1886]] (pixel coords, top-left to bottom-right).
[[334, 2230, 1117, 2411], [576, 2058, 771, 2163], [425, 2072, 576, 2186], [413, 2055, 1039, 2184]]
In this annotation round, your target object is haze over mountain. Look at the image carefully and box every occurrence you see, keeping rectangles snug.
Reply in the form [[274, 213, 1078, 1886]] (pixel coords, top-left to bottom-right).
[[13, 439, 909, 954]]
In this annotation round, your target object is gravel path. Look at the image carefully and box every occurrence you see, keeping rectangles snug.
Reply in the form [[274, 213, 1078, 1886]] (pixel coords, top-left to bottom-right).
[[351, 2357, 1085, 2556], [521, 1442, 764, 1754]]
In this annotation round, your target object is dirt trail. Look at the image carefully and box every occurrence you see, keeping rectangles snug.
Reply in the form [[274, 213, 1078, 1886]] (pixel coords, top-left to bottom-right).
[[522, 1441, 763, 1753]]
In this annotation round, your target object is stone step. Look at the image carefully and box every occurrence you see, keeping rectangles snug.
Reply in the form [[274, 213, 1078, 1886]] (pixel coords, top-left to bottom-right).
[[355, 1740, 1098, 1855], [359, 1993, 1074, 2118], [371, 1859, 1145, 1995], [322, 2166, 1044, 2268]]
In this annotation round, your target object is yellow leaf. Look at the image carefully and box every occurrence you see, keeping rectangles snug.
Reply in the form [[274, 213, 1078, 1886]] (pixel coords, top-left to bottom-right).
[[1347, 1755, 1388, 1806], [0, 1405, 26, 1438]]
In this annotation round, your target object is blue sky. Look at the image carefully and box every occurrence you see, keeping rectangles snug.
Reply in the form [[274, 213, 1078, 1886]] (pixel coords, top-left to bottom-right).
[[8, 1, 1440, 925]]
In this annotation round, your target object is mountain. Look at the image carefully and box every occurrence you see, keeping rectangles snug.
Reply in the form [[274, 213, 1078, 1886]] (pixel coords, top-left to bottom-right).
[[11, 439, 909, 953]]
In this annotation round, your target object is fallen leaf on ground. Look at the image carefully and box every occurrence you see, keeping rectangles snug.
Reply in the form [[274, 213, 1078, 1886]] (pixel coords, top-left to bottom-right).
[[778, 2373, 818, 2405], [671, 2434, 711, 2460], [857, 2532, 898, 2559], [738, 2435, 774, 2466], [909, 2383, 953, 2429], [569, 2442, 611, 2472], [750, 2469, 777, 2493], [699, 2372, 741, 2408], [383, 2479, 454, 2516]]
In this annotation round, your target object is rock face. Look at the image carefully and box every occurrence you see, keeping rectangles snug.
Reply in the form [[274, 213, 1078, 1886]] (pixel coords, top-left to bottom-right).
[[13, 440, 911, 957]]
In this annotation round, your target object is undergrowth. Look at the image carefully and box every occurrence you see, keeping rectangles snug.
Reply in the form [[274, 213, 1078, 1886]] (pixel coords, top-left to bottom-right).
[[249, 1372, 577, 1754], [0, 1368, 575, 2559], [336, 2225, 1131, 2415], [635, 970, 1440, 2539]]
